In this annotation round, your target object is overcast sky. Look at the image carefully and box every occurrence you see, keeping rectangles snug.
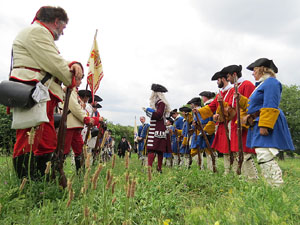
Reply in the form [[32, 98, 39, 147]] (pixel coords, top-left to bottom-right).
[[1, 0, 300, 126]]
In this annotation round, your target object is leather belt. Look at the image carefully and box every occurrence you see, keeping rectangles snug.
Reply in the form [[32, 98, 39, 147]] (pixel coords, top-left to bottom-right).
[[13, 67, 61, 85]]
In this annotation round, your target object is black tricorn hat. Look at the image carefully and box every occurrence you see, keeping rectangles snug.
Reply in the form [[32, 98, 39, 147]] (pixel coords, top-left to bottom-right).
[[199, 91, 216, 99], [78, 90, 92, 98], [89, 95, 103, 103], [92, 103, 102, 108], [166, 117, 174, 124], [151, 83, 168, 93], [246, 58, 278, 73], [179, 106, 192, 113], [220, 65, 242, 74], [211, 71, 227, 81], [170, 109, 178, 116], [187, 97, 202, 106]]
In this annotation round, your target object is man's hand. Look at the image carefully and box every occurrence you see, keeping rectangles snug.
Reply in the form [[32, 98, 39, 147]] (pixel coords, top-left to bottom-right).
[[70, 63, 83, 80], [213, 114, 220, 122], [217, 95, 223, 102], [260, 127, 269, 136]]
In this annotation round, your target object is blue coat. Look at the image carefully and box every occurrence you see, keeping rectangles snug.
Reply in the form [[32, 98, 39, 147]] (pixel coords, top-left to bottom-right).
[[190, 112, 215, 149], [172, 116, 184, 153], [180, 120, 191, 154], [246, 77, 294, 151], [137, 123, 150, 152]]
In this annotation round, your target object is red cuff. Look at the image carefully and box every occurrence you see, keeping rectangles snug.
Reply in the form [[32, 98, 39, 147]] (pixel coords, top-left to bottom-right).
[[68, 76, 76, 89], [84, 117, 91, 125], [92, 117, 99, 126], [68, 61, 84, 74]]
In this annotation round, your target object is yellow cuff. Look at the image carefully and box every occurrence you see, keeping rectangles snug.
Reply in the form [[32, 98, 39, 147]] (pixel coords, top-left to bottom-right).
[[239, 95, 249, 111], [203, 121, 216, 135], [216, 101, 229, 116], [187, 112, 193, 123], [198, 105, 213, 120], [182, 137, 188, 146], [258, 108, 280, 129], [190, 148, 198, 157], [177, 129, 182, 136]]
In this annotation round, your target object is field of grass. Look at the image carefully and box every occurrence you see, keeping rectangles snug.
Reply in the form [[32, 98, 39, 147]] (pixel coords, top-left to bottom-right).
[[0, 153, 300, 224]]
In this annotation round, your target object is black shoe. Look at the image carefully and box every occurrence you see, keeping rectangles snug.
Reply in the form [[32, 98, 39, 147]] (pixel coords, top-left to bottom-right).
[[35, 153, 52, 178], [75, 156, 81, 173], [13, 153, 35, 179]]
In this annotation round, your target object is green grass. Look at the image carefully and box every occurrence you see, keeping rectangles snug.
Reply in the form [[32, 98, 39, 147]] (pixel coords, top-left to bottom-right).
[[0, 154, 300, 225]]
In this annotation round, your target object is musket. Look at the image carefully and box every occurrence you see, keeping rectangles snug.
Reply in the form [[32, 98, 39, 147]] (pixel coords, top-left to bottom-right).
[[193, 111, 217, 173], [51, 86, 72, 188], [217, 91, 234, 166], [234, 77, 244, 175]]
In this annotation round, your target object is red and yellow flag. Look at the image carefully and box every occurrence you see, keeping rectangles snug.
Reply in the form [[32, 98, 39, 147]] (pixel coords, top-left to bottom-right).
[[87, 30, 104, 103]]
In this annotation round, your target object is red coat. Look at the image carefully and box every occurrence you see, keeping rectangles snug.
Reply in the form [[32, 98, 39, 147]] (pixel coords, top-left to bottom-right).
[[146, 100, 171, 153], [209, 86, 234, 154], [228, 79, 256, 154]]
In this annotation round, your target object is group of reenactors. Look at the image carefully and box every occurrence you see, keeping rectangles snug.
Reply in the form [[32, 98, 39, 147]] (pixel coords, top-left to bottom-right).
[[3, 6, 295, 188], [138, 60, 295, 187]]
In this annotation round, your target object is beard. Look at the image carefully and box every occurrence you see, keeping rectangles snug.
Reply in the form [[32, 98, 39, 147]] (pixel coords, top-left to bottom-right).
[[218, 80, 224, 88], [53, 29, 61, 41]]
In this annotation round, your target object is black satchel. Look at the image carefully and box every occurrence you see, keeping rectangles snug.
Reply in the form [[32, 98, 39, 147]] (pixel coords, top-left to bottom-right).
[[0, 73, 52, 108]]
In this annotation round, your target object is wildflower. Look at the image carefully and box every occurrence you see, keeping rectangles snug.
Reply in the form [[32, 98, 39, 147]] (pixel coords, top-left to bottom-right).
[[82, 167, 91, 194], [85, 153, 91, 169], [92, 163, 103, 190], [111, 154, 116, 169], [106, 174, 113, 190], [125, 171, 129, 183], [66, 189, 74, 208], [27, 127, 35, 145], [83, 145, 87, 158], [19, 178, 27, 191], [44, 161, 51, 174], [148, 166, 152, 181], [126, 180, 131, 198], [163, 219, 171, 225], [214, 221, 220, 225], [112, 197, 117, 204], [111, 181, 117, 194], [125, 152, 129, 169], [67, 179, 72, 192], [106, 169, 111, 182], [84, 206, 89, 218], [130, 178, 136, 198]]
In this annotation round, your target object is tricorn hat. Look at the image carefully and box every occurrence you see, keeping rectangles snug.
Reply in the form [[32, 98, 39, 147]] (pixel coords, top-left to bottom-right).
[[89, 95, 103, 103], [220, 65, 242, 74], [246, 58, 278, 73], [187, 97, 202, 106], [199, 91, 216, 99], [151, 83, 168, 93], [211, 71, 227, 81], [78, 90, 92, 98], [179, 106, 192, 113], [92, 103, 102, 108], [170, 109, 178, 116], [166, 117, 174, 124]]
